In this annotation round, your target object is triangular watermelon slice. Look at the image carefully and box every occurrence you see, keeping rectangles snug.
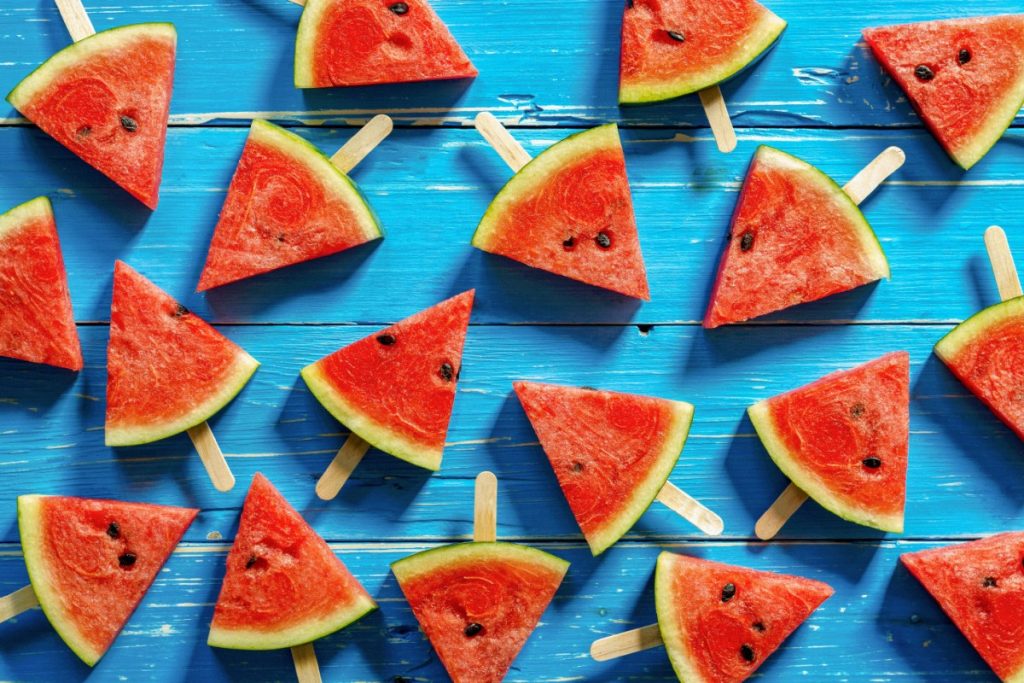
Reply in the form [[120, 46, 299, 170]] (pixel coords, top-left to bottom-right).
[[294, 0, 477, 88], [17, 494, 197, 665], [513, 381, 694, 555], [0, 197, 82, 371], [864, 16, 1024, 170], [301, 290, 473, 471], [901, 533, 1024, 683], [748, 352, 910, 533], [391, 542, 569, 683], [208, 473, 376, 649], [7, 24, 176, 209], [704, 145, 890, 328], [197, 120, 382, 291], [619, 0, 787, 104], [472, 124, 650, 300], [105, 261, 259, 447], [655, 551, 833, 683], [934, 296, 1024, 442]]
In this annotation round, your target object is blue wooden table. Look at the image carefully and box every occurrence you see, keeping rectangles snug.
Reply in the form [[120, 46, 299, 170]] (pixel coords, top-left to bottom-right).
[[2, 0, 1023, 681]]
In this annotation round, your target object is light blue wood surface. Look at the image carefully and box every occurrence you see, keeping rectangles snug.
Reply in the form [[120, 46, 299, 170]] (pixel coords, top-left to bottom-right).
[[1, 0, 1023, 681]]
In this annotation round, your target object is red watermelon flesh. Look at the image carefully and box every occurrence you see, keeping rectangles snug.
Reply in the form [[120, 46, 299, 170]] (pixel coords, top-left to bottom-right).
[[704, 146, 890, 328], [472, 124, 650, 300], [655, 552, 833, 683], [748, 352, 910, 533], [197, 120, 382, 291], [0, 197, 81, 371], [105, 261, 259, 447], [208, 473, 376, 649], [513, 381, 694, 555], [294, 0, 477, 88], [391, 542, 569, 683], [934, 296, 1024, 442], [619, 0, 787, 104], [902, 533, 1024, 682], [17, 494, 197, 666], [6, 24, 176, 209], [301, 290, 474, 471], [864, 16, 1024, 170]]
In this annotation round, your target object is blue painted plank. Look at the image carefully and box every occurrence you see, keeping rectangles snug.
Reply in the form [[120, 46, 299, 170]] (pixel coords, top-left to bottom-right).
[[3, 323, 1023, 545], [0, 126, 1020, 325], [1, 0, 1022, 130]]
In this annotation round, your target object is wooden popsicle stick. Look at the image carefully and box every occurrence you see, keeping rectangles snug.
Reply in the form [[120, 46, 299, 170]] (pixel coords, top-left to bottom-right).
[[473, 471, 498, 542], [842, 146, 906, 206], [330, 114, 393, 174], [984, 226, 1023, 301], [0, 585, 39, 623], [755, 483, 810, 541], [590, 623, 663, 662], [474, 112, 533, 173], [290, 642, 322, 683], [698, 86, 737, 154], [315, 434, 371, 501], [187, 422, 236, 493], [54, 0, 95, 42], [655, 482, 724, 536]]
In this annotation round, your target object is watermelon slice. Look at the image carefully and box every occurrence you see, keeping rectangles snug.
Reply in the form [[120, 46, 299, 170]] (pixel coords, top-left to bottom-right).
[[208, 473, 376, 649], [294, 0, 477, 88], [902, 533, 1024, 682], [704, 146, 890, 328], [391, 542, 569, 683], [472, 124, 650, 300], [864, 16, 1024, 170], [17, 494, 197, 665], [0, 197, 81, 371], [655, 551, 833, 683], [934, 296, 1024, 442], [513, 381, 694, 555], [619, 0, 787, 104], [197, 120, 382, 291], [7, 24, 176, 209], [748, 352, 910, 533], [301, 290, 473, 471], [105, 261, 259, 447]]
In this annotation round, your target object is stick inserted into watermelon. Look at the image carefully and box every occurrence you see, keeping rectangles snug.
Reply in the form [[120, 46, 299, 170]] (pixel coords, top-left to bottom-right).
[[589, 552, 833, 682], [0, 496, 197, 665], [7, 0, 175, 209], [302, 291, 474, 499], [472, 112, 651, 300], [197, 115, 391, 291]]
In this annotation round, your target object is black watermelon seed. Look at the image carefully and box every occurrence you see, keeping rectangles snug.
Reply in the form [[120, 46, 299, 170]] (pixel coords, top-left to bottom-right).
[[464, 622, 483, 637], [721, 583, 736, 602], [377, 333, 396, 346], [389, 2, 409, 14], [914, 65, 935, 81], [752, 621, 766, 632], [120, 115, 138, 132], [740, 644, 756, 662], [595, 232, 612, 249], [119, 552, 137, 568], [740, 232, 755, 252], [572, 461, 584, 473], [850, 403, 866, 419], [984, 576, 998, 587], [439, 362, 455, 382], [863, 457, 882, 469], [563, 236, 576, 249], [106, 522, 120, 539], [173, 303, 189, 318], [76, 125, 92, 138], [667, 30, 685, 43], [276, 233, 286, 243], [958, 49, 971, 65], [246, 554, 258, 569]]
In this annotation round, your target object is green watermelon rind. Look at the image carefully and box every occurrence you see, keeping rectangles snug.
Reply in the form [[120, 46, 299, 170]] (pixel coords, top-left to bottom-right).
[[391, 541, 569, 587], [584, 398, 695, 556], [104, 350, 260, 447], [747, 398, 904, 534], [618, 11, 787, 105], [0, 196, 53, 239], [654, 551, 710, 683], [300, 362, 443, 471], [294, 0, 329, 88], [7, 23, 176, 111], [934, 295, 1024, 364]]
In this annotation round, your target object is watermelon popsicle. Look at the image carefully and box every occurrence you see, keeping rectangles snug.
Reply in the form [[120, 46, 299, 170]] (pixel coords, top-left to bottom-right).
[[197, 115, 391, 291], [589, 552, 833, 682]]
